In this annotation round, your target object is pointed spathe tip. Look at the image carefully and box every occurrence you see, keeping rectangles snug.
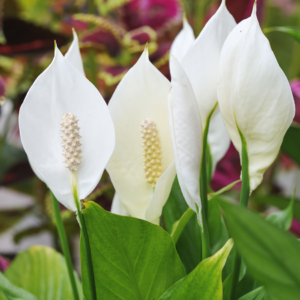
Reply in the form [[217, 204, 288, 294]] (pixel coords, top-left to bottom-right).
[[183, 11, 187, 22], [252, 0, 257, 15], [71, 28, 78, 41]]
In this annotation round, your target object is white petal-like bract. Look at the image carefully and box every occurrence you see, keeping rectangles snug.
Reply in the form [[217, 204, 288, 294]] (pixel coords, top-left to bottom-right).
[[107, 48, 175, 223], [111, 193, 129, 216], [217, 6, 295, 191], [65, 29, 85, 75], [169, 56, 202, 215], [19, 47, 115, 211], [181, 0, 236, 128], [169, 17, 195, 63]]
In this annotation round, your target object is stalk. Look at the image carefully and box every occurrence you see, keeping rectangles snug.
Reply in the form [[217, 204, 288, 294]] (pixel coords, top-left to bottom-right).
[[198, 106, 216, 260], [72, 176, 97, 300], [230, 131, 250, 300], [50, 193, 80, 300]]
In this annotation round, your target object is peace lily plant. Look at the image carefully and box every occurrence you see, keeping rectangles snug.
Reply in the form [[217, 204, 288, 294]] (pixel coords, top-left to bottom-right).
[[217, 3, 295, 299], [106, 47, 176, 225], [4, 3, 300, 300], [19, 32, 115, 300], [169, 0, 235, 259]]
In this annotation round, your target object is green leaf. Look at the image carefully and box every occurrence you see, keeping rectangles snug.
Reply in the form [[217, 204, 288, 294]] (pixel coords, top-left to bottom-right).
[[251, 194, 300, 220], [281, 125, 300, 166], [81, 201, 186, 300], [4, 246, 82, 300], [163, 178, 231, 274], [158, 239, 233, 300], [163, 177, 201, 274], [238, 287, 268, 300], [219, 200, 300, 300], [264, 27, 300, 43], [266, 189, 295, 230], [171, 208, 194, 244], [0, 272, 39, 300], [208, 180, 241, 201]]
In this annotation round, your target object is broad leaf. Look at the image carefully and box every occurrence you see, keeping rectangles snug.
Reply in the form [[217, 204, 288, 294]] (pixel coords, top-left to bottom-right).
[[281, 125, 300, 166], [163, 178, 231, 274], [158, 239, 233, 300], [238, 287, 268, 300], [266, 190, 295, 230], [4, 246, 82, 300], [219, 200, 300, 300], [81, 201, 186, 300], [0, 272, 38, 300], [163, 177, 201, 274]]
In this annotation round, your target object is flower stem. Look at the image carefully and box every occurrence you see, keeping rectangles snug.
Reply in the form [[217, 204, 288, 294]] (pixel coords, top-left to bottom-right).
[[50, 193, 80, 300], [198, 105, 217, 260], [72, 177, 97, 300], [230, 132, 250, 300]]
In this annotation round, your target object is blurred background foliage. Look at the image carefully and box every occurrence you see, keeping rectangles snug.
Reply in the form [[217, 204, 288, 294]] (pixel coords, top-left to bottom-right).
[[1, 0, 300, 272]]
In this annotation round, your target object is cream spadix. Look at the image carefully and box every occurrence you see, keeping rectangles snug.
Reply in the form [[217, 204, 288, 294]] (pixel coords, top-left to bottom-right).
[[107, 48, 175, 225], [19, 46, 115, 211], [217, 4, 295, 191]]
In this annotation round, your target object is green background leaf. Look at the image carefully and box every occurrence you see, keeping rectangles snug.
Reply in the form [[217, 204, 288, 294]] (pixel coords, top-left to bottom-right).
[[158, 239, 233, 300], [266, 191, 294, 230], [0, 272, 39, 300], [281, 125, 300, 166], [163, 178, 231, 275], [264, 27, 300, 43], [238, 287, 268, 300], [81, 201, 186, 300], [219, 200, 300, 300], [4, 246, 82, 300]]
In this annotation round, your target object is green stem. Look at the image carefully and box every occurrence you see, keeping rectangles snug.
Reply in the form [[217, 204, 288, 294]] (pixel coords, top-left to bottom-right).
[[198, 105, 217, 260], [200, 209, 210, 260], [230, 132, 250, 300], [50, 193, 80, 300], [72, 177, 97, 300]]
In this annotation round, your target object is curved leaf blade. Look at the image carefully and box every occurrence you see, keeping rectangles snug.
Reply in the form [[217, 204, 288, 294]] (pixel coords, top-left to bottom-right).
[[266, 189, 295, 230], [158, 239, 233, 300], [0, 272, 39, 300], [219, 200, 300, 300], [81, 201, 186, 300], [4, 246, 82, 300]]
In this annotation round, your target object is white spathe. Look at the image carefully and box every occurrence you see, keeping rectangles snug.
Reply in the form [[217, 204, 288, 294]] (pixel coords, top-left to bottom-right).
[[111, 193, 129, 216], [19, 46, 115, 211], [170, 1, 234, 176], [169, 16, 195, 63], [65, 29, 85, 75], [217, 5, 295, 191], [169, 56, 202, 216], [107, 48, 175, 225], [181, 0, 236, 129]]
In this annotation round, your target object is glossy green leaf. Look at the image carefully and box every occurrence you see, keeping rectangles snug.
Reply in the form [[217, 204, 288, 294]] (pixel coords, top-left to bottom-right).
[[81, 201, 186, 300], [0, 272, 38, 300], [4, 246, 82, 300], [223, 260, 251, 300], [264, 27, 300, 43], [266, 189, 295, 230], [158, 239, 233, 300], [163, 177, 201, 274], [238, 287, 268, 300], [171, 207, 194, 244], [281, 125, 300, 166], [219, 200, 300, 300]]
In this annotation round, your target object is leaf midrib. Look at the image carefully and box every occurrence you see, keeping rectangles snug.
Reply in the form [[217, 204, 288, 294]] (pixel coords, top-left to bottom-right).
[[102, 216, 143, 300]]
